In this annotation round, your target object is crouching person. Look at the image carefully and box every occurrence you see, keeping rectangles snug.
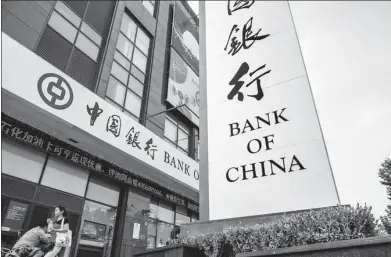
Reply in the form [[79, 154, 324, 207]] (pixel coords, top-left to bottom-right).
[[7, 221, 53, 257]]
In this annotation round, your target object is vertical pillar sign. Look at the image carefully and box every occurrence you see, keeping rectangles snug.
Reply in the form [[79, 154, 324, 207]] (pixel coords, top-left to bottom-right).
[[201, 1, 340, 220]]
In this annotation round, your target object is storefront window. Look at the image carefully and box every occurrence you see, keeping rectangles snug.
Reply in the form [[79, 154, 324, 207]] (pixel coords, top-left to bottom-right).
[[175, 205, 191, 225], [156, 222, 173, 247], [175, 213, 191, 226], [1, 200, 29, 232], [147, 218, 157, 249], [121, 190, 150, 257], [41, 156, 89, 197], [147, 199, 178, 249], [79, 200, 117, 257], [191, 212, 199, 223], [86, 176, 120, 207], [2, 139, 46, 183], [156, 202, 174, 224]]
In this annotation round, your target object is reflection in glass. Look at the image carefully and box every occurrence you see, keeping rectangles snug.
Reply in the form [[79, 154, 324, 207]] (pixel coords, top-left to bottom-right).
[[80, 220, 107, 247], [80, 201, 117, 257], [156, 222, 173, 247]]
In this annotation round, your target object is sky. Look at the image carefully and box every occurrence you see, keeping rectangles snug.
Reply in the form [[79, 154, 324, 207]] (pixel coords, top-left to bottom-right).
[[188, 1, 391, 218]]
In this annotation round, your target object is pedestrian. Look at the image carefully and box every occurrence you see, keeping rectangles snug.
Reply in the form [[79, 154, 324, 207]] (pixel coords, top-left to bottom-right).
[[44, 206, 71, 257]]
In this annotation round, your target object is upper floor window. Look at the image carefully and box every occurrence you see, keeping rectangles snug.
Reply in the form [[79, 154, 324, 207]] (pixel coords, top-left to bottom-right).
[[195, 128, 199, 162], [164, 113, 190, 155], [47, 1, 102, 62], [141, 0, 156, 16], [105, 13, 151, 121]]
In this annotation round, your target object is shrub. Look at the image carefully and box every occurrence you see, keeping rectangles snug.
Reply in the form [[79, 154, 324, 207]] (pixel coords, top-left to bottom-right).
[[170, 204, 378, 257]]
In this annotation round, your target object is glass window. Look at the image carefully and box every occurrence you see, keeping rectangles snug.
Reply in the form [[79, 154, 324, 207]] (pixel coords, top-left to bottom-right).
[[1, 139, 46, 183], [175, 213, 190, 226], [157, 202, 174, 224], [2, 200, 29, 232], [75, 32, 99, 61], [111, 61, 129, 84], [41, 157, 89, 196], [120, 15, 137, 42], [195, 129, 199, 162], [148, 200, 174, 224], [106, 76, 126, 106], [81, 21, 102, 46], [86, 176, 120, 207], [114, 51, 131, 71], [135, 29, 150, 55], [164, 114, 190, 154], [178, 128, 189, 152], [105, 97, 123, 112], [191, 213, 199, 223], [55, 1, 81, 27], [124, 111, 139, 122], [142, 1, 155, 16], [156, 223, 173, 247], [147, 218, 157, 249], [126, 190, 150, 220], [48, 11, 78, 43], [164, 118, 177, 143], [116, 33, 134, 60], [80, 200, 117, 257], [132, 48, 147, 73], [131, 66, 145, 83], [106, 14, 151, 121], [128, 75, 144, 97], [46, 1, 102, 64], [124, 90, 142, 117], [149, 201, 159, 220]]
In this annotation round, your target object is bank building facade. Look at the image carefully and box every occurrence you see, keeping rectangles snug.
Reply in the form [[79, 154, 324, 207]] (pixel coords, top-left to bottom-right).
[[1, 1, 200, 256]]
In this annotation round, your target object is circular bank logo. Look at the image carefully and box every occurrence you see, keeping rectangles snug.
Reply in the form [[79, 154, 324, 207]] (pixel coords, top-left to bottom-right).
[[37, 73, 74, 110]]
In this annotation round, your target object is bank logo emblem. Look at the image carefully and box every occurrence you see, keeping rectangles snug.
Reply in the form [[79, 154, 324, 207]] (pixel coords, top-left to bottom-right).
[[37, 73, 74, 110]]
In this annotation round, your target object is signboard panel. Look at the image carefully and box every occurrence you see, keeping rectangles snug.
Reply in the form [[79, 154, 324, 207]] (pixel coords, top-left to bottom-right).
[[203, 1, 339, 220], [172, 1, 199, 75], [166, 48, 200, 125], [2, 200, 29, 231], [1, 32, 199, 191], [2, 114, 199, 211]]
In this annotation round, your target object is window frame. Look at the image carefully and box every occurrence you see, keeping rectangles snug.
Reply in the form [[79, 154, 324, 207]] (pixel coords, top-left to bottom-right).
[[164, 113, 190, 155], [147, 197, 193, 249], [105, 12, 152, 121], [141, 0, 156, 17], [47, 1, 103, 63]]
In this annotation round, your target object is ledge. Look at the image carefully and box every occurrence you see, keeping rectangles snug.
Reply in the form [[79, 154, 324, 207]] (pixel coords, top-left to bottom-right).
[[133, 243, 199, 256], [237, 236, 391, 257]]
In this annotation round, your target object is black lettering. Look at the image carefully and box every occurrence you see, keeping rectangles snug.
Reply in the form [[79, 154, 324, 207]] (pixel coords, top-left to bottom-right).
[[194, 170, 200, 180], [289, 155, 306, 172], [242, 163, 258, 180], [264, 134, 274, 150], [229, 122, 241, 137], [226, 167, 239, 182], [247, 138, 262, 154], [259, 161, 267, 177], [273, 108, 289, 124], [170, 156, 177, 168], [255, 113, 271, 128], [164, 151, 170, 163], [184, 164, 190, 176], [270, 158, 286, 175], [242, 119, 255, 134], [177, 159, 184, 171]]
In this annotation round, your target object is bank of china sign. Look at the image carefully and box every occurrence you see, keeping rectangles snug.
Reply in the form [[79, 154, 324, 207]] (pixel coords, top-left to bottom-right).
[[1, 33, 199, 190], [204, 1, 339, 219]]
